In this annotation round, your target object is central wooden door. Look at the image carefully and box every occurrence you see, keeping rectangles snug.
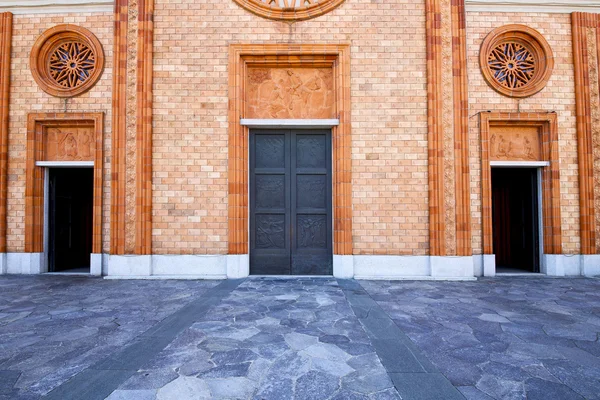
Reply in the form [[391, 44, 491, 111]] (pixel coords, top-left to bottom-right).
[[250, 129, 333, 275]]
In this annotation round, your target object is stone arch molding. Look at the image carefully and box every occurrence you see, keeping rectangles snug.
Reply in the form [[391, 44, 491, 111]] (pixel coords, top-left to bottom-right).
[[231, 0, 346, 21]]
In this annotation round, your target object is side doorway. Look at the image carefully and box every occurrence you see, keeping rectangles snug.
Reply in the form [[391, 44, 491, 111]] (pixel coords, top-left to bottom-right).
[[48, 168, 94, 273], [491, 168, 541, 273], [249, 129, 333, 275]]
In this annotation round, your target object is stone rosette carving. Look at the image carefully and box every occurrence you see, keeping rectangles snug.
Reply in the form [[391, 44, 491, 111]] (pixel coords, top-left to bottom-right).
[[232, 0, 346, 21], [30, 25, 105, 98], [480, 25, 554, 98]]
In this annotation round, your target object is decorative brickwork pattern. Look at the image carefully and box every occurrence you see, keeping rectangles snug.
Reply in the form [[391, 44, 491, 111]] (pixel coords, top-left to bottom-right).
[[8, 13, 112, 254], [480, 25, 554, 98], [0, 12, 11, 254], [426, 0, 472, 257], [25, 113, 104, 254], [467, 12, 578, 255], [135, 0, 154, 255], [228, 44, 351, 256], [30, 25, 105, 98], [231, 0, 346, 21], [480, 112, 561, 255], [572, 12, 600, 255], [111, 0, 128, 255]]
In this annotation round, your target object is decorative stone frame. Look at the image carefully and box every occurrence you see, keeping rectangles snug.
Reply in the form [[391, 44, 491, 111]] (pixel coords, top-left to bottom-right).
[[25, 113, 104, 254], [480, 112, 562, 256], [30, 25, 105, 98], [480, 25, 554, 98], [228, 44, 351, 256], [231, 0, 346, 21]]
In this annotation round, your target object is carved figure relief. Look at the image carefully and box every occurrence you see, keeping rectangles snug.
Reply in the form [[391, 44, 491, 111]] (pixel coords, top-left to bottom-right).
[[246, 68, 334, 119], [256, 215, 285, 249], [31, 25, 105, 98], [298, 215, 327, 249], [44, 126, 95, 161], [490, 126, 541, 161], [480, 25, 554, 98]]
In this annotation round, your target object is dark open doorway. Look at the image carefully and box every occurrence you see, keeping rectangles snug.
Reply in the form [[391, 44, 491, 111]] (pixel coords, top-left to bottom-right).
[[492, 168, 540, 273], [48, 168, 94, 273]]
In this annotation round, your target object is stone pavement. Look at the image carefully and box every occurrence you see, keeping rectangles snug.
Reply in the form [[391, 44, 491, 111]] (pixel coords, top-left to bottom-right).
[[0, 276, 219, 399], [1, 275, 600, 399], [361, 277, 600, 400]]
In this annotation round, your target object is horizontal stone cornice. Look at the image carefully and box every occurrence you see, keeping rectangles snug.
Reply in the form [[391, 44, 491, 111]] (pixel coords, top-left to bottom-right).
[[466, 0, 600, 13], [0, 0, 112, 14]]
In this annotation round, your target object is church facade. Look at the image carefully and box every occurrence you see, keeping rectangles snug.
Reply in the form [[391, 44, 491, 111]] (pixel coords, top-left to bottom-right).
[[0, 0, 599, 279]]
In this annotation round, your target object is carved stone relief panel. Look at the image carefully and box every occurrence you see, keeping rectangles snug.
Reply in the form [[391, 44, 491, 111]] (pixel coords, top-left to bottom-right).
[[489, 125, 541, 161], [43, 125, 95, 161], [246, 67, 335, 119]]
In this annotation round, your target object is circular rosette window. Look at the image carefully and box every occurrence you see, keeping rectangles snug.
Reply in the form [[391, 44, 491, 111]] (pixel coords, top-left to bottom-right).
[[30, 25, 105, 98], [232, 0, 346, 21], [480, 25, 554, 98]]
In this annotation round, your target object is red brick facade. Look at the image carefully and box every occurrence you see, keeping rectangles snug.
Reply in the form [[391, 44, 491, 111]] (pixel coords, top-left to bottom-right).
[[1, 1, 599, 277]]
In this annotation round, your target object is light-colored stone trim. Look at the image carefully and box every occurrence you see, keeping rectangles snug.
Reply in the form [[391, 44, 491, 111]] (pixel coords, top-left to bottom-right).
[[240, 119, 340, 129], [466, 0, 600, 13], [35, 161, 94, 167], [490, 161, 550, 167], [0, 0, 112, 14]]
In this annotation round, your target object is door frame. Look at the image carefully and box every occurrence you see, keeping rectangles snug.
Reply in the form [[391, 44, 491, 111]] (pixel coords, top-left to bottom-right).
[[490, 163, 545, 273], [227, 44, 352, 258], [248, 126, 335, 275], [480, 113, 562, 273], [25, 113, 103, 273]]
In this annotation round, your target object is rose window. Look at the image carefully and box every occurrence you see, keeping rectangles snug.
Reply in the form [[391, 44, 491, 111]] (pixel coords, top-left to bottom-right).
[[31, 25, 104, 98], [480, 25, 554, 98], [232, 0, 346, 21], [48, 41, 96, 90]]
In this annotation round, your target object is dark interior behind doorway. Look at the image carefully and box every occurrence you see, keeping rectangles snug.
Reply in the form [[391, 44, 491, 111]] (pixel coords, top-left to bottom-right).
[[48, 168, 93, 273], [492, 168, 540, 273]]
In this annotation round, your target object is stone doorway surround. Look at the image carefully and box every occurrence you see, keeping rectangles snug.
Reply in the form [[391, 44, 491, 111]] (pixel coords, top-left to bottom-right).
[[227, 44, 352, 278], [21, 112, 104, 275], [479, 112, 562, 276]]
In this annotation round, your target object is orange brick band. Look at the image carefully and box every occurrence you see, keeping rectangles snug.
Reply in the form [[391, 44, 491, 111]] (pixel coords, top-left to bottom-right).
[[451, 0, 472, 256], [480, 113, 562, 255], [0, 12, 12, 254], [110, 0, 128, 255], [426, 0, 471, 256], [572, 12, 598, 255], [426, 0, 446, 256], [227, 44, 352, 256], [135, 0, 154, 255]]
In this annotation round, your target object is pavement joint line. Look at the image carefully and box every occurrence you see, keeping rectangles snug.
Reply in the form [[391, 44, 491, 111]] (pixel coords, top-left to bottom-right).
[[41, 278, 245, 400], [337, 279, 466, 400]]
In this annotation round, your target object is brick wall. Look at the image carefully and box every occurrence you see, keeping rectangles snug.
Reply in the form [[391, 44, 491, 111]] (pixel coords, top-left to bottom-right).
[[152, 0, 430, 255], [4, 5, 583, 259], [7, 13, 112, 253], [466, 12, 579, 255]]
